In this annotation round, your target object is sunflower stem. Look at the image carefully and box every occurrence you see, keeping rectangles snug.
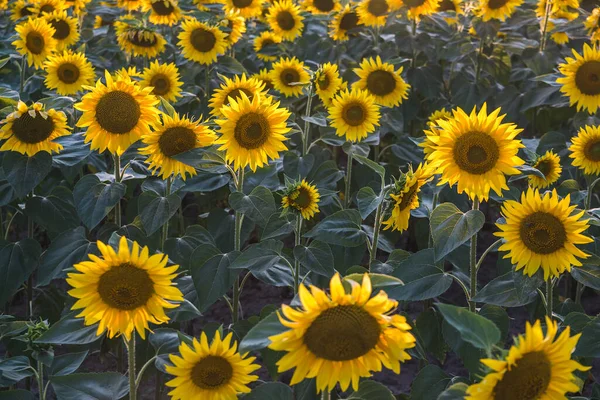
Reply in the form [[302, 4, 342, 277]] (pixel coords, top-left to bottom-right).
[[161, 177, 172, 251], [575, 176, 600, 303], [27, 197, 34, 319], [232, 167, 245, 323], [114, 154, 122, 227], [468, 198, 480, 312], [369, 188, 388, 271], [294, 215, 302, 294], [539, 0, 553, 52], [546, 278, 553, 318], [321, 391, 331, 400], [204, 66, 211, 108], [344, 150, 353, 209], [126, 336, 137, 400], [302, 83, 313, 157], [19, 56, 26, 96], [36, 360, 44, 400], [475, 239, 502, 272], [475, 36, 485, 85]]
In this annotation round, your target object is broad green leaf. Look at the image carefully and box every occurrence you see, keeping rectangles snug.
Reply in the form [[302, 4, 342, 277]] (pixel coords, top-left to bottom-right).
[[35, 312, 101, 345], [283, 152, 315, 179], [356, 187, 381, 220], [573, 315, 600, 358], [0, 390, 34, 400], [163, 225, 215, 270], [347, 381, 395, 400], [239, 311, 286, 353], [353, 154, 385, 187], [73, 175, 126, 230], [0, 239, 41, 305], [3, 151, 52, 198], [571, 264, 600, 291], [431, 203, 484, 261], [416, 309, 446, 362], [25, 187, 79, 233], [49, 351, 89, 376], [229, 186, 276, 227], [138, 191, 181, 235], [0, 356, 33, 386], [437, 383, 469, 400], [410, 365, 451, 400], [436, 303, 501, 351], [343, 273, 403, 289], [479, 304, 509, 343], [50, 373, 128, 400], [472, 271, 541, 307], [229, 240, 283, 272], [388, 250, 452, 301], [190, 244, 238, 312], [245, 382, 293, 400], [52, 133, 91, 168], [293, 240, 335, 277], [262, 214, 295, 241], [304, 209, 367, 247]]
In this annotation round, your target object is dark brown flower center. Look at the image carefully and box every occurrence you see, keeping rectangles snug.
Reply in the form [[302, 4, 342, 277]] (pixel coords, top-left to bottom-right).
[[584, 138, 600, 162], [304, 305, 381, 361], [342, 102, 366, 126], [158, 126, 197, 157], [339, 11, 359, 30], [575, 61, 600, 96], [97, 263, 155, 310], [191, 356, 233, 390], [128, 31, 158, 47], [403, 0, 425, 7], [293, 187, 312, 208], [519, 212, 566, 254], [234, 112, 270, 149], [493, 351, 552, 400], [11, 110, 55, 144], [225, 88, 253, 105], [19, 4, 34, 17], [95, 91, 141, 134], [39, 4, 54, 13], [190, 28, 216, 52], [280, 68, 300, 86], [438, 0, 456, 11], [452, 131, 500, 175], [232, 0, 253, 8], [26, 31, 45, 55], [366, 70, 396, 97], [57, 62, 80, 84], [151, 0, 175, 15], [313, 0, 334, 12], [317, 73, 330, 90], [398, 181, 419, 210], [276, 10, 296, 31], [150, 74, 170, 96], [488, 0, 508, 9], [534, 159, 553, 178], [367, 0, 388, 16], [49, 18, 70, 40]]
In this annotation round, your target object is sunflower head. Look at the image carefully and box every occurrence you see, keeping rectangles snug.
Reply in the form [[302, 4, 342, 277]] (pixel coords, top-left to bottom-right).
[[477, 0, 524, 22], [224, 0, 264, 18], [557, 44, 600, 115], [178, 19, 228, 65], [569, 125, 600, 175], [209, 73, 267, 117], [356, 0, 390, 27], [67, 236, 184, 340], [282, 179, 321, 220], [353, 56, 410, 107], [117, 0, 143, 10], [29, 0, 66, 16], [220, 11, 247, 46], [115, 20, 167, 58], [529, 151, 561, 189], [139, 60, 183, 103], [315, 62, 344, 105], [266, 0, 305, 41], [329, 4, 362, 41], [268, 57, 310, 98], [328, 88, 381, 142], [585, 8, 600, 44], [400, 0, 440, 20], [13, 17, 58, 69], [44, 50, 95, 95], [141, 0, 182, 26], [253, 30, 282, 62], [252, 68, 275, 91], [44, 10, 79, 51], [301, 0, 340, 14], [11, 0, 35, 21]]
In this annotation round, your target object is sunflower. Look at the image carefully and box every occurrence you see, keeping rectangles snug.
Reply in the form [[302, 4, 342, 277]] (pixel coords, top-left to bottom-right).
[[437, 0, 462, 13], [425, 104, 524, 202], [302, 0, 340, 15], [329, 5, 362, 41], [269, 273, 415, 393], [477, 0, 523, 22], [0, 101, 70, 156], [67, 0, 92, 15], [44, 10, 79, 51], [215, 92, 291, 171], [252, 68, 275, 91], [165, 331, 260, 400], [585, 8, 600, 44], [254, 31, 282, 62], [139, 61, 183, 103], [67, 236, 183, 340], [269, 57, 310, 98], [535, 0, 579, 18], [399, 0, 440, 19], [356, 0, 390, 27], [495, 188, 592, 279], [209, 74, 266, 117], [114, 66, 141, 80], [140, 113, 216, 180], [11, 0, 35, 21], [427, 108, 452, 127], [266, 0, 304, 41], [328, 88, 380, 142], [115, 21, 167, 58], [568, 125, 600, 175], [315, 62, 344, 105], [466, 317, 590, 400], [282, 179, 320, 220], [75, 71, 160, 155], [557, 44, 600, 114], [352, 56, 410, 108], [117, 0, 143, 10], [178, 19, 228, 65], [29, 0, 66, 15], [44, 50, 95, 95], [421, 110, 452, 157], [223, 0, 263, 18], [141, 0, 182, 26], [221, 11, 246, 47], [529, 151, 561, 189], [13, 17, 57, 70], [383, 164, 432, 232]]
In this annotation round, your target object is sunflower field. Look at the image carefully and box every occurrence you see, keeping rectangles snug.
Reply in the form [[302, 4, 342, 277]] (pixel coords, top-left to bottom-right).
[[2, 0, 600, 398]]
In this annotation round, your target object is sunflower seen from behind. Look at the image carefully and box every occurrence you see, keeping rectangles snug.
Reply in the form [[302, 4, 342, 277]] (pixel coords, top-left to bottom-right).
[[353, 56, 409, 107], [44, 50, 95, 95], [13, 17, 57, 69], [329, 4, 362, 41], [269, 57, 310, 98], [315, 62, 344, 105], [328, 88, 380, 142], [115, 20, 167, 58], [75, 70, 160, 155], [570, 125, 600, 175], [178, 19, 227, 65], [253, 31, 282, 62], [282, 179, 320, 220], [141, 0, 182, 25], [356, 0, 390, 27], [67, 236, 183, 340], [140, 113, 216, 180], [139, 61, 183, 103], [223, 0, 263, 18], [466, 317, 590, 400], [269, 273, 416, 393], [0, 101, 70, 156], [529, 151, 561, 189], [477, 0, 523, 22], [557, 44, 600, 114], [495, 188, 592, 280], [44, 10, 79, 51], [266, 0, 304, 41], [165, 331, 260, 400], [209, 73, 266, 117]]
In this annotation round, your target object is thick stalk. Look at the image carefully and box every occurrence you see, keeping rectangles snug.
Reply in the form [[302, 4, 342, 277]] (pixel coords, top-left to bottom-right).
[[127, 336, 137, 400], [539, 0, 553, 52], [294, 216, 302, 294], [19, 56, 26, 95], [344, 151, 353, 209], [475, 37, 485, 84], [37, 361, 44, 400], [26, 209, 33, 318], [114, 154, 122, 226], [468, 198, 480, 312], [204, 66, 210, 107], [302, 85, 313, 156], [161, 177, 172, 251], [575, 177, 600, 303], [321, 391, 330, 400], [232, 168, 245, 323], [546, 278, 553, 318]]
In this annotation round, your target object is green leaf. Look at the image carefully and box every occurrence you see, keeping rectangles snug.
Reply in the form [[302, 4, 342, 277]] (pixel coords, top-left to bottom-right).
[[573, 315, 600, 358], [25, 187, 79, 233], [304, 209, 367, 247], [50, 373, 129, 400], [353, 154, 385, 188], [571, 264, 600, 291], [436, 303, 501, 351], [229, 240, 293, 286], [190, 245, 238, 312], [343, 273, 403, 289], [0, 390, 34, 400], [416, 309, 446, 362], [244, 382, 293, 400], [3, 151, 52, 198], [37, 227, 97, 286], [239, 311, 286, 353], [472, 271, 541, 307], [163, 225, 215, 270], [0, 356, 33, 386], [479, 304, 509, 343], [356, 187, 381, 220], [437, 383, 469, 400], [262, 214, 295, 241], [36, 312, 101, 345], [347, 381, 395, 400], [388, 250, 452, 301], [293, 240, 335, 277], [217, 56, 246, 74], [73, 175, 126, 230], [0, 239, 41, 305], [49, 351, 89, 376], [283, 152, 315, 179], [410, 365, 451, 400], [431, 203, 484, 261], [229, 186, 276, 227], [138, 191, 181, 235]]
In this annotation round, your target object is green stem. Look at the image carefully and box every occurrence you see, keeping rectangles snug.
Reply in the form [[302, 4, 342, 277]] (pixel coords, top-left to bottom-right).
[[161, 177, 172, 251], [302, 84, 313, 157], [204, 66, 211, 107], [475, 239, 502, 272], [475, 37, 485, 84], [344, 150, 353, 209], [575, 176, 600, 303], [294, 215, 302, 294], [469, 198, 480, 312], [19, 56, 26, 96], [37, 361, 44, 400], [369, 194, 386, 270], [27, 207, 33, 318], [321, 391, 331, 400], [126, 336, 136, 400], [114, 154, 122, 227], [539, 0, 553, 52], [232, 168, 245, 323], [546, 278, 553, 319]]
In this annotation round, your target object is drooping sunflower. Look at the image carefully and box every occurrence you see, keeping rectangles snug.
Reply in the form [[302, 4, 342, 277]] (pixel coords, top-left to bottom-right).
[[29, 0, 66, 15], [466, 317, 590, 400], [315, 62, 344, 105], [356, 0, 390, 27], [495, 188, 592, 279], [223, 0, 263, 19], [0, 101, 70, 156], [557, 44, 600, 115], [266, 0, 304, 41], [140, 113, 216, 180], [252, 68, 275, 91], [141, 0, 182, 26], [139, 61, 183, 103], [13, 17, 57, 69], [383, 164, 432, 232], [353, 56, 410, 108], [209, 74, 266, 117], [115, 21, 167, 58], [221, 11, 246, 47], [11, 0, 35, 21], [215, 92, 291, 171], [282, 179, 321, 220], [269, 273, 416, 393], [178, 19, 228, 65], [117, 0, 143, 10], [477, 0, 523, 22], [44, 50, 95, 95], [529, 151, 561, 189], [398, 0, 440, 19], [569, 125, 600, 175], [254, 31, 282, 62], [302, 0, 340, 15], [269, 57, 310, 98], [67, 236, 183, 340], [75, 71, 160, 155], [44, 10, 79, 51], [328, 88, 380, 142], [425, 104, 524, 202], [585, 8, 600, 44], [165, 331, 260, 400], [329, 5, 362, 41]]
